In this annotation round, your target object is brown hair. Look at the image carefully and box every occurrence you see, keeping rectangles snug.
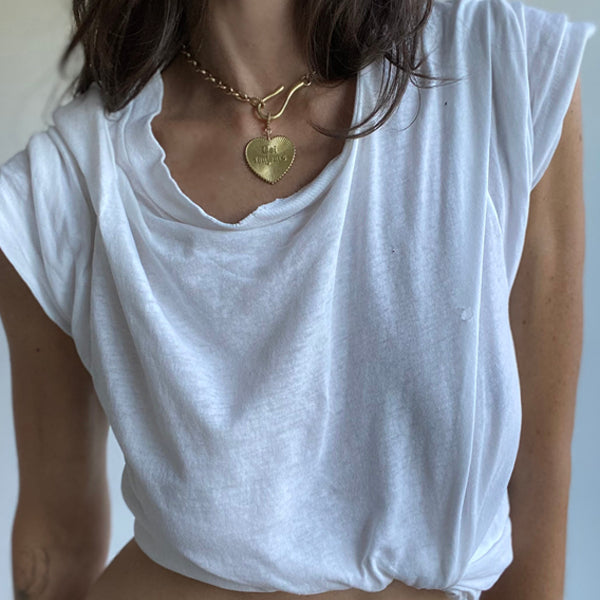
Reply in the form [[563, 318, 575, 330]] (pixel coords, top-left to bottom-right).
[[58, 0, 459, 139]]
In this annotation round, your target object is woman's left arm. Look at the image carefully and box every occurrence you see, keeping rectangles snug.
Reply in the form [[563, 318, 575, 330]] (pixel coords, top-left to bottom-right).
[[481, 77, 585, 600]]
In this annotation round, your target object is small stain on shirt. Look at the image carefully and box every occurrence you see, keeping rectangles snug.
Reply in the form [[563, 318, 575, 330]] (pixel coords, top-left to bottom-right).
[[460, 307, 473, 321]]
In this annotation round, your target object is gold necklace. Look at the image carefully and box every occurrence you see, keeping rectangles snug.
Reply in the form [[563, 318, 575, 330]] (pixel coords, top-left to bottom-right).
[[180, 44, 317, 185]]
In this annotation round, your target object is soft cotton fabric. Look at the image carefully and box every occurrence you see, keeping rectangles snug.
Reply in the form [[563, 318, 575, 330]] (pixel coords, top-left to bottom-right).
[[0, 1, 596, 598]]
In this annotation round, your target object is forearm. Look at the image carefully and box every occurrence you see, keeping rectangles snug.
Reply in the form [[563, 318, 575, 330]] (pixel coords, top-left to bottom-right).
[[12, 499, 110, 600], [481, 267, 582, 600], [12, 539, 104, 600], [480, 457, 571, 600]]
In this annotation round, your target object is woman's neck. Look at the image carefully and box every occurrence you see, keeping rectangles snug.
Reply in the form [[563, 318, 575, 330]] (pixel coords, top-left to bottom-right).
[[187, 0, 311, 97]]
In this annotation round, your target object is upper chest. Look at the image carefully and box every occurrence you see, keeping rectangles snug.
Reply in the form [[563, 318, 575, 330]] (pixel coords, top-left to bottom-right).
[[149, 73, 357, 225], [150, 117, 348, 225]]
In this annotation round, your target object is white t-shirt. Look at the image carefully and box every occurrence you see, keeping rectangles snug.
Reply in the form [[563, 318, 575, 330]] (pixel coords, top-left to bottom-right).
[[0, 1, 596, 598]]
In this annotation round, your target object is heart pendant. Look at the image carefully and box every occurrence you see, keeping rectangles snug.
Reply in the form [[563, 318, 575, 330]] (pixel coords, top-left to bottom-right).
[[244, 135, 296, 184]]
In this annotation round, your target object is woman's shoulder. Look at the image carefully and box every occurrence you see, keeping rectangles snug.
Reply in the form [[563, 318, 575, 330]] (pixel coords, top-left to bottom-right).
[[50, 81, 124, 150], [427, 0, 531, 48]]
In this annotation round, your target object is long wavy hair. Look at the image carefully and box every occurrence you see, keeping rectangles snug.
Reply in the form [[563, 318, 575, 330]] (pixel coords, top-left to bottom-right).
[[57, 0, 458, 139]]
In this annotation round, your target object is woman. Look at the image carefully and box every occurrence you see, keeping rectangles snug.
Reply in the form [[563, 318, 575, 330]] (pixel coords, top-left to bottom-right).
[[0, 0, 595, 599]]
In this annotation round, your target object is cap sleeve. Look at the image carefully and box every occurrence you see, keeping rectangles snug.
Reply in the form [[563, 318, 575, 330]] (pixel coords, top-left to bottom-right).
[[508, 1, 597, 191], [0, 126, 93, 338]]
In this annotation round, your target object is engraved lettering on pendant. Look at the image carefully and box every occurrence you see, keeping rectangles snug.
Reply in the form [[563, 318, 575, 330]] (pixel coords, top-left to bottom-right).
[[245, 135, 296, 184], [255, 144, 289, 165]]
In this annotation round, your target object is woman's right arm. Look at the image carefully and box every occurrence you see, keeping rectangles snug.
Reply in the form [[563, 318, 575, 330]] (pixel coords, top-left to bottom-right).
[[0, 249, 110, 600]]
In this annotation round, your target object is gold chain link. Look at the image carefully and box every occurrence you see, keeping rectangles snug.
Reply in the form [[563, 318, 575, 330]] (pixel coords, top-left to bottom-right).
[[179, 44, 317, 122]]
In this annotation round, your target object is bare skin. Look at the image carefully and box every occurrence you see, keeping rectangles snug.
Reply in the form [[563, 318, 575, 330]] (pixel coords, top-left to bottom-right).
[[146, 0, 370, 225], [84, 538, 449, 600], [149, 52, 357, 225], [13, 546, 50, 598]]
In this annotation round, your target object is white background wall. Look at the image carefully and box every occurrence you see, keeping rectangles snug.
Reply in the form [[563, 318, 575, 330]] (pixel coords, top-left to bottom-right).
[[0, 0, 598, 597]]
